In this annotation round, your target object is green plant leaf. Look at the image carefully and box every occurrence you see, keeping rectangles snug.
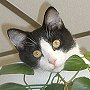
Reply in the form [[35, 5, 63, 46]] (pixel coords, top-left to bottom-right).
[[71, 77, 90, 90], [45, 83, 64, 90], [0, 83, 28, 90], [0, 63, 34, 75], [84, 52, 90, 61], [63, 55, 88, 71]]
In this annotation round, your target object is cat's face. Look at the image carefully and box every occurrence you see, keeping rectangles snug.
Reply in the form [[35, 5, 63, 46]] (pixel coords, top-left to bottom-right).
[[7, 7, 80, 72]]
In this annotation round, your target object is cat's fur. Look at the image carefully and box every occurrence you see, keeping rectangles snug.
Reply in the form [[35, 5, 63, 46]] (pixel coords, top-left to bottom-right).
[[7, 7, 89, 72]]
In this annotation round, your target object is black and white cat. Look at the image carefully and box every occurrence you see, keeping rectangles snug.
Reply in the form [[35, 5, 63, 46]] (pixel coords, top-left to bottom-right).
[[7, 7, 90, 72]]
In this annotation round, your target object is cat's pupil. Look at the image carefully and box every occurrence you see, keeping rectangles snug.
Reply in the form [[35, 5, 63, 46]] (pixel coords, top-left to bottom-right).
[[36, 52, 39, 55]]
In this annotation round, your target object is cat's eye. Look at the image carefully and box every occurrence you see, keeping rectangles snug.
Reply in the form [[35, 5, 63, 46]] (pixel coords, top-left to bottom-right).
[[33, 50, 41, 58], [53, 40, 61, 49]]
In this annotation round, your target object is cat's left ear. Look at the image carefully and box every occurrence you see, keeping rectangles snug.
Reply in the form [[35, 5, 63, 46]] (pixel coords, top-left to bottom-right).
[[7, 28, 26, 49], [42, 6, 65, 30]]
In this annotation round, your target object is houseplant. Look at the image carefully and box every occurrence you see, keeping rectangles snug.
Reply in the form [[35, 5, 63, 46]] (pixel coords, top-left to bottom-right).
[[0, 51, 90, 90]]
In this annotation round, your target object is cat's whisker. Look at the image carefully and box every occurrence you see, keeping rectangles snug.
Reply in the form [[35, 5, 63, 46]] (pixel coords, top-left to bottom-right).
[[42, 26, 48, 39], [42, 25, 50, 39], [23, 41, 34, 46], [24, 44, 34, 47], [46, 25, 49, 39], [51, 31, 55, 37], [29, 34, 37, 43], [47, 25, 51, 38], [26, 37, 37, 45]]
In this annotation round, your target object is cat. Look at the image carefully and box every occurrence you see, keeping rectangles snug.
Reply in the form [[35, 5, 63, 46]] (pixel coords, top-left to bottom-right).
[[7, 6, 90, 72]]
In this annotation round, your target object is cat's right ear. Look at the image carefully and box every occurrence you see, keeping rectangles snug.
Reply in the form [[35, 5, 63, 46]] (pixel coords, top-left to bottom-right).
[[42, 6, 65, 30], [7, 28, 26, 49]]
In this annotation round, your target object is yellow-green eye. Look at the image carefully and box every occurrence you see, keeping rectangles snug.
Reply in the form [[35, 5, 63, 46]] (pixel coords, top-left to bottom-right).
[[33, 50, 41, 58], [53, 40, 61, 49]]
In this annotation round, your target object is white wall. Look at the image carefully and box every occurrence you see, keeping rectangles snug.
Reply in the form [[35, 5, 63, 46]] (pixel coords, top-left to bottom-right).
[[0, 0, 90, 87]]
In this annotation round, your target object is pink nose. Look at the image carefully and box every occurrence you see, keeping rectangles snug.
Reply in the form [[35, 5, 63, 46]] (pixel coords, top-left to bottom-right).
[[49, 59, 56, 65]]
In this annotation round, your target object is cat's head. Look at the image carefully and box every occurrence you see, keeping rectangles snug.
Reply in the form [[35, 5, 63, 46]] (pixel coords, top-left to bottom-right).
[[7, 7, 79, 72]]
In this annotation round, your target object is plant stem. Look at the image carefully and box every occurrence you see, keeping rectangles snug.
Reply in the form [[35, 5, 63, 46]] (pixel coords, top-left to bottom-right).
[[43, 72, 52, 89], [30, 87, 42, 89], [29, 84, 46, 86], [67, 70, 79, 83], [51, 73, 58, 83], [23, 74, 32, 90], [64, 84, 67, 90], [57, 74, 60, 83], [51, 74, 57, 83], [46, 72, 52, 85], [57, 73, 67, 84]]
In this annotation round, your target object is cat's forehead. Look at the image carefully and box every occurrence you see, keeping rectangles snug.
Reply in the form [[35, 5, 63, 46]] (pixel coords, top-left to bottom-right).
[[31, 27, 62, 40], [29, 27, 47, 41]]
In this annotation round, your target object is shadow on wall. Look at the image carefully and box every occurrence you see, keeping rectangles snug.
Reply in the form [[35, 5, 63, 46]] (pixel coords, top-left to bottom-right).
[[1, 23, 35, 47], [0, 53, 20, 66]]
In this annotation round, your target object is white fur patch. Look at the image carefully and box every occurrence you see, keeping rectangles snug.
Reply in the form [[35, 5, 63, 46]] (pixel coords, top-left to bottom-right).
[[39, 39, 90, 72]]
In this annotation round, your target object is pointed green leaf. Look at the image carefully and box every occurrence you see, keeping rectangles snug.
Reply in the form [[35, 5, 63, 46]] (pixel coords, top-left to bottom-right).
[[71, 77, 90, 90], [63, 55, 88, 71], [84, 52, 90, 61], [0, 63, 34, 75], [0, 83, 28, 90], [45, 83, 64, 90]]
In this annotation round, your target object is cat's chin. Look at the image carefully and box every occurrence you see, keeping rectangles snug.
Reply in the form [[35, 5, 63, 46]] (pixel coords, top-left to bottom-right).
[[50, 65, 64, 73], [41, 64, 64, 73]]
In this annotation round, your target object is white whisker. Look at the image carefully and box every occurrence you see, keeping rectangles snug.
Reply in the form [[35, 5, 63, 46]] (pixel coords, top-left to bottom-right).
[[42, 26, 50, 39], [47, 25, 51, 38], [46, 25, 49, 38], [23, 41, 35, 46], [24, 44, 34, 47], [29, 34, 37, 43], [26, 37, 37, 45], [51, 31, 55, 37]]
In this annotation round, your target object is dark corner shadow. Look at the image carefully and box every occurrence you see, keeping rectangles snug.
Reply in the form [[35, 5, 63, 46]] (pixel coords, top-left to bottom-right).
[[1, 23, 35, 42], [37, 1, 51, 24]]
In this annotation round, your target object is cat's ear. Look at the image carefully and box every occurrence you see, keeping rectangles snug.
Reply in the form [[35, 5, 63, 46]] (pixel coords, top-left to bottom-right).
[[42, 6, 64, 30], [7, 28, 26, 49]]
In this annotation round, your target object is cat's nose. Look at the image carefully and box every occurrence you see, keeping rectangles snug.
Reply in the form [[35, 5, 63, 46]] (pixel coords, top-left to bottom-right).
[[49, 59, 56, 65]]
